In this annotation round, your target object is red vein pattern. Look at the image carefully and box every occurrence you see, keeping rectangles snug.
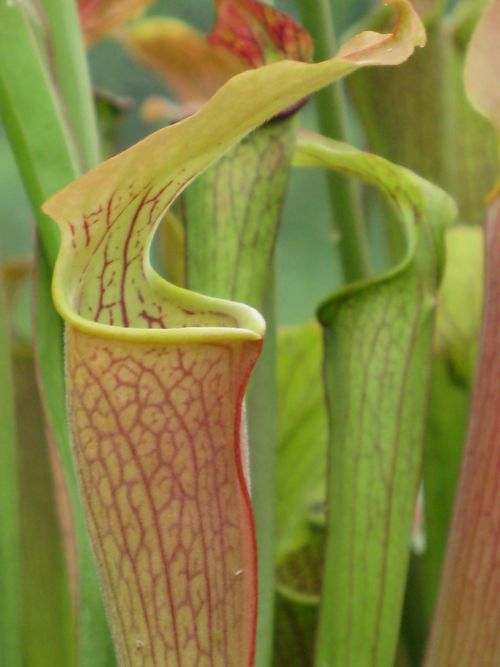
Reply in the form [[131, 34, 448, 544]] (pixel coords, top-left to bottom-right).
[[424, 195, 500, 666], [50, 88, 266, 664], [66, 179, 238, 330], [68, 328, 261, 665], [45, 10, 424, 661]]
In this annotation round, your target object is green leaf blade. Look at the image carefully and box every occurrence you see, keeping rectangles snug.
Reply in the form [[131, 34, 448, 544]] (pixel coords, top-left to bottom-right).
[[41, 0, 101, 170], [0, 3, 114, 663]]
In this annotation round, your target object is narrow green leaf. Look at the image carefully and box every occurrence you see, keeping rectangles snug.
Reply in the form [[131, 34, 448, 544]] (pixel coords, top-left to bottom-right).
[[0, 1, 77, 263], [15, 350, 75, 667], [4, 261, 74, 667], [293, 132, 455, 667], [0, 3, 114, 663], [0, 268, 21, 667], [41, 0, 101, 169]]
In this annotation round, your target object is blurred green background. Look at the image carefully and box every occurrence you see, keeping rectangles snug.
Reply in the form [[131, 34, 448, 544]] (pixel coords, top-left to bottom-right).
[[0, 0, 379, 325]]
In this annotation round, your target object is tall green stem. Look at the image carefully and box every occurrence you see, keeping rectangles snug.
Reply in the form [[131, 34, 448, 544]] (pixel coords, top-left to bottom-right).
[[297, 0, 370, 282]]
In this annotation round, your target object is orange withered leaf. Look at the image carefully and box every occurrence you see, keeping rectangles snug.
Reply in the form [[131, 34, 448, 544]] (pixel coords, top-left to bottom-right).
[[78, 0, 153, 45]]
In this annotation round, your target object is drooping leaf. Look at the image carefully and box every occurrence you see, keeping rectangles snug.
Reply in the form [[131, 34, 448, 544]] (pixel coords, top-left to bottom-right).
[[293, 131, 455, 667]]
